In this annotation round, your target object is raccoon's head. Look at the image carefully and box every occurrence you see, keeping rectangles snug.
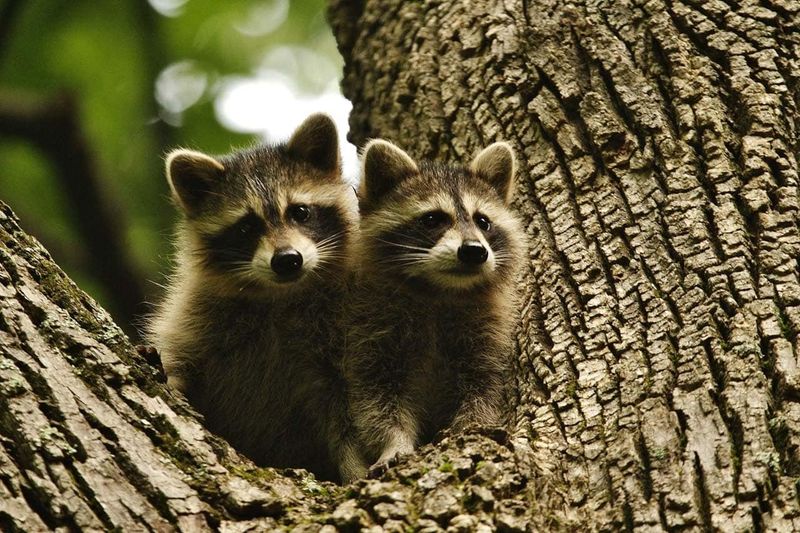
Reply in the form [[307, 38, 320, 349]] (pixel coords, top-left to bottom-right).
[[358, 140, 524, 292], [166, 113, 357, 296]]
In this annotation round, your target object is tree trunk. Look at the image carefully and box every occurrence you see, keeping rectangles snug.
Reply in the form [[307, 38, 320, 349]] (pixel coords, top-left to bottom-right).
[[1, 0, 799, 530], [329, 0, 800, 530]]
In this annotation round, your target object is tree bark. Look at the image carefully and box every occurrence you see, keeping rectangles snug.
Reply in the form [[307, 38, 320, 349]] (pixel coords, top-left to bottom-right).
[[1, 0, 799, 530], [329, 0, 800, 529]]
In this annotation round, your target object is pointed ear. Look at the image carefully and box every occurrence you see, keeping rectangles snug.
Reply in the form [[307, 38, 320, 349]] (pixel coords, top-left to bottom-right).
[[470, 142, 516, 204], [286, 113, 340, 174], [360, 139, 418, 205], [166, 149, 225, 215]]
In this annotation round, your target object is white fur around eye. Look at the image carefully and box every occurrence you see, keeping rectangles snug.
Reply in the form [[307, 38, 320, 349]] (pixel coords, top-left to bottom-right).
[[365, 195, 457, 238], [192, 205, 251, 235], [289, 184, 352, 208]]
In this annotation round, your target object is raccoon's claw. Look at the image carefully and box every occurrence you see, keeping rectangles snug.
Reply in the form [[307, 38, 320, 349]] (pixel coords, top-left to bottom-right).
[[367, 452, 407, 479], [367, 460, 389, 479], [432, 427, 454, 443]]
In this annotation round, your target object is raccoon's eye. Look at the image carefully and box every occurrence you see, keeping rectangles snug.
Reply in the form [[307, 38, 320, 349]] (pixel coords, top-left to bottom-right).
[[235, 213, 264, 235], [474, 213, 492, 232], [418, 210, 450, 229], [287, 204, 311, 223]]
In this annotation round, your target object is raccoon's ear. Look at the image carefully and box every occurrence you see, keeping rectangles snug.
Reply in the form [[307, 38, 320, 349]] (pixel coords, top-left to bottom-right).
[[360, 139, 418, 204], [470, 142, 516, 204], [166, 149, 225, 215], [286, 113, 340, 175]]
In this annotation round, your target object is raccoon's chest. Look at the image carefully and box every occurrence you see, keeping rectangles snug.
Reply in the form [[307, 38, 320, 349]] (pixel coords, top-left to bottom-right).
[[200, 300, 336, 419], [419, 308, 488, 422], [405, 309, 468, 429]]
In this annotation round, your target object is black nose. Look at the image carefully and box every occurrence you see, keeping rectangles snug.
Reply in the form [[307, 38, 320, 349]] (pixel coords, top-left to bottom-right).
[[271, 249, 303, 276], [457, 240, 488, 265]]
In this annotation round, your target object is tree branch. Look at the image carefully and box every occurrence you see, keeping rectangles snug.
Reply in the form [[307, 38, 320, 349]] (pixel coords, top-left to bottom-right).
[[0, 89, 146, 336]]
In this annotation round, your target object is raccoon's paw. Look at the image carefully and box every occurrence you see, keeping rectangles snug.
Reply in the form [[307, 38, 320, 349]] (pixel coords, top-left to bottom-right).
[[367, 452, 409, 479], [340, 463, 368, 485], [367, 460, 388, 479], [339, 453, 369, 484]]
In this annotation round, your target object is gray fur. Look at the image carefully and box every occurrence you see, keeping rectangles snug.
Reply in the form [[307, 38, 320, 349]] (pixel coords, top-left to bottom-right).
[[148, 114, 363, 483], [345, 141, 528, 474]]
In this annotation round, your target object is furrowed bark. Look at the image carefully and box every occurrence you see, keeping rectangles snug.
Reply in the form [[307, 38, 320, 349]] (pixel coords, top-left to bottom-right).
[[330, 0, 800, 529]]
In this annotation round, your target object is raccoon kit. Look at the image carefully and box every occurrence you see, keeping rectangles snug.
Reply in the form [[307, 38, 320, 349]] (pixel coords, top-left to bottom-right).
[[345, 140, 527, 474], [147, 114, 363, 483]]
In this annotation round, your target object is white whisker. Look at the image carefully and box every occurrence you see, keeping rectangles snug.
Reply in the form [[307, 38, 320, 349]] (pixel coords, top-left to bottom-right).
[[375, 238, 431, 252]]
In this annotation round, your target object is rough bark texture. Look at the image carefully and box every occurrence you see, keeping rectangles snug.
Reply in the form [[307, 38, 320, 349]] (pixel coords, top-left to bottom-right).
[[1, 0, 800, 531], [329, 0, 800, 530]]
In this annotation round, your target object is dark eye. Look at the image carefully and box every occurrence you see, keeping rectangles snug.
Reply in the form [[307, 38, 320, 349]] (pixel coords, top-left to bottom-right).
[[474, 213, 492, 232], [237, 213, 264, 235], [418, 210, 451, 229], [288, 204, 311, 223]]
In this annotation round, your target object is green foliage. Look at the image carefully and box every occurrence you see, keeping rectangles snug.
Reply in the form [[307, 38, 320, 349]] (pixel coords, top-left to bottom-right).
[[0, 0, 341, 327]]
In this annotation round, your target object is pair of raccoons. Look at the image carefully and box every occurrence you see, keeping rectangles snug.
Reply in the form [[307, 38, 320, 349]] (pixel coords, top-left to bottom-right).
[[147, 114, 527, 484]]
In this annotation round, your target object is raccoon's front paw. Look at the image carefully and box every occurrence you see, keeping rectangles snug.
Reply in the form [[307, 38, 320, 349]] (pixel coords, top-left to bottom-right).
[[339, 453, 369, 484], [367, 452, 409, 479], [340, 462, 368, 485]]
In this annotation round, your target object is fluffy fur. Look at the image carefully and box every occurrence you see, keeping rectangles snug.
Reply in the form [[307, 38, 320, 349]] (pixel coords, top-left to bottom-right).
[[345, 140, 527, 475], [147, 114, 364, 483]]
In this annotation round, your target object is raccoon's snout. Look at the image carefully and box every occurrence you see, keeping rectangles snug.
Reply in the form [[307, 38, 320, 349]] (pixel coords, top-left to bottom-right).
[[271, 248, 304, 277], [457, 240, 488, 265]]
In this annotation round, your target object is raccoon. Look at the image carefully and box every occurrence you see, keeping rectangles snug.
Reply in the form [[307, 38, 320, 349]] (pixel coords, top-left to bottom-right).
[[147, 114, 364, 483], [345, 139, 527, 475]]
